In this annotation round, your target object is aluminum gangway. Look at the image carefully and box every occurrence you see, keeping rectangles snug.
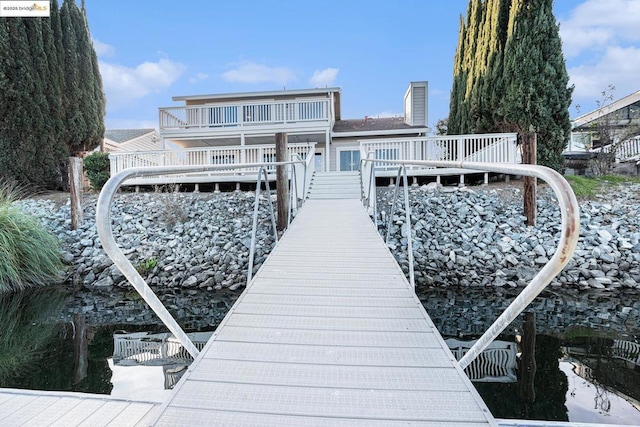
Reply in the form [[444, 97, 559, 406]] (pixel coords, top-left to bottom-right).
[[150, 198, 496, 425]]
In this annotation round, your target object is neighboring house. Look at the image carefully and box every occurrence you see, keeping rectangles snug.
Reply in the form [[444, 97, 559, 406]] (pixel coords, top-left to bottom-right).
[[104, 129, 162, 152], [568, 90, 640, 161]]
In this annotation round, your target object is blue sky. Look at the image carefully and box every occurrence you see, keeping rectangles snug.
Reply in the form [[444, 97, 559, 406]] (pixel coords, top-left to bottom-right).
[[85, 0, 640, 131]]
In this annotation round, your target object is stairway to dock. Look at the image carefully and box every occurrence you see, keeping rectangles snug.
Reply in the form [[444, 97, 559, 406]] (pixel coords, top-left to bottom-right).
[[151, 197, 496, 426], [307, 171, 361, 199]]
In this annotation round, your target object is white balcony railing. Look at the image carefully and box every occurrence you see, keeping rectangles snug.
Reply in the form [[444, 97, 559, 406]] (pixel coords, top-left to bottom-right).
[[359, 133, 518, 170], [159, 99, 330, 131], [108, 143, 316, 185]]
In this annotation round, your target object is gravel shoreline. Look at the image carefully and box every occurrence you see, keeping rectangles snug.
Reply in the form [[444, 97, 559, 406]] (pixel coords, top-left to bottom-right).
[[15, 182, 640, 326]]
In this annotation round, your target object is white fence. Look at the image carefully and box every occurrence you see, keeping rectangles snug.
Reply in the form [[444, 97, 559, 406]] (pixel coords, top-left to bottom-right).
[[109, 143, 316, 185], [360, 133, 518, 170], [598, 137, 640, 161], [160, 99, 330, 130]]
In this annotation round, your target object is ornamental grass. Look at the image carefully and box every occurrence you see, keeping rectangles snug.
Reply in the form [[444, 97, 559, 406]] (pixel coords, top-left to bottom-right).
[[0, 180, 63, 292]]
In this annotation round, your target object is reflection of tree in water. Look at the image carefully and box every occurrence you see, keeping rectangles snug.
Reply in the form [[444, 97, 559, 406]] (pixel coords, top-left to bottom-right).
[[474, 335, 569, 422], [0, 289, 113, 394], [0, 289, 65, 384], [569, 336, 640, 412]]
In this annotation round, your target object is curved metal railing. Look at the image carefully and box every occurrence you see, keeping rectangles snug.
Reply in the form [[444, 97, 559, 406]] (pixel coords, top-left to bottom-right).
[[360, 157, 580, 369], [96, 160, 307, 359]]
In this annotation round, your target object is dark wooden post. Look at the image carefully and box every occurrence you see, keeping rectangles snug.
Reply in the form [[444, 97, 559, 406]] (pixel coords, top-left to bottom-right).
[[72, 314, 88, 384], [275, 133, 289, 231], [519, 312, 537, 402], [69, 157, 84, 230], [522, 133, 537, 226]]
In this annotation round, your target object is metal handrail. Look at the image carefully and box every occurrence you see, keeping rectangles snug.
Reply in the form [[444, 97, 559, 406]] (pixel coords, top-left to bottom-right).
[[96, 160, 305, 359], [385, 166, 415, 288], [359, 158, 580, 369]]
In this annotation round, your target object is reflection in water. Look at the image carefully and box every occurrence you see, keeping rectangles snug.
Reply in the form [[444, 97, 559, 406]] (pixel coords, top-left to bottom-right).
[[111, 331, 213, 390], [0, 289, 65, 384], [561, 359, 640, 425], [3, 285, 640, 425]]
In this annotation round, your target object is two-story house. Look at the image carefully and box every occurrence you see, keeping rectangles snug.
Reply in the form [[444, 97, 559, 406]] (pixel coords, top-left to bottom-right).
[[157, 81, 429, 173], [108, 81, 518, 186]]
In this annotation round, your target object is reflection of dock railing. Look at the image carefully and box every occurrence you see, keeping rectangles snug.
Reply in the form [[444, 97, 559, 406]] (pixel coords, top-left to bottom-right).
[[612, 340, 640, 365], [113, 331, 212, 365], [446, 339, 518, 383]]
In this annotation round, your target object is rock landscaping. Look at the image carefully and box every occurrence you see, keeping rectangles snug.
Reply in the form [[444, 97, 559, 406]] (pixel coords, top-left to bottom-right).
[[378, 182, 640, 292], [15, 181, 640, 328]]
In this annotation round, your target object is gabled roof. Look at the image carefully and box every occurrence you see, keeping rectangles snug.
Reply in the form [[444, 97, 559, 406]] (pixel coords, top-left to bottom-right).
[[572, 90, 640, 129], [104, 129, 161, 153], [333, 117, 428, 136], [104, 129, 156, 144]]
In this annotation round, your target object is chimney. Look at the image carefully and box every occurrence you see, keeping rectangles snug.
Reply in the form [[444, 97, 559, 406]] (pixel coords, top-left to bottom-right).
[[404, 81, 428, 127]]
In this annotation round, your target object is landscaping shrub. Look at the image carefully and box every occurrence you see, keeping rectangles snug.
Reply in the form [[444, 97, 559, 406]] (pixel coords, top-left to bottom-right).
[[0, 180, 63, 292], [83, 152, 110, 191]]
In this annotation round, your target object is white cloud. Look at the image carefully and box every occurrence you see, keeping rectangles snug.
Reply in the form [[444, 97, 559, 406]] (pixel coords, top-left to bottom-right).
[[309, 68, 339, 87], [559, 0, 640, 114], [569, 46, 640, 101], [222, 62, 297, 85], [99, 58, 186, 109], [188, 72, 208, 84], [92, 38, 115, 57], [560, 0, 640, 57]]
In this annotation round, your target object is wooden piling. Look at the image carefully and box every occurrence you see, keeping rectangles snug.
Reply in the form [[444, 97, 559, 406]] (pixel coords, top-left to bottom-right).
[[276, 132, 289, 231], [522, 133, 537, 226], [69, 157, 83, 230]]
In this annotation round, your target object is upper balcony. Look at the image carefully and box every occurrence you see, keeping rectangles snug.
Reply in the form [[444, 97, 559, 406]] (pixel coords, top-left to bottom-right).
[[159, 98, 333, 137]]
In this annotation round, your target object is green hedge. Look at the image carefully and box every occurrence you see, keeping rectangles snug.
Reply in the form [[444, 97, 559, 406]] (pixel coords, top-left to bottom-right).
[[83, 152, 110, 191]]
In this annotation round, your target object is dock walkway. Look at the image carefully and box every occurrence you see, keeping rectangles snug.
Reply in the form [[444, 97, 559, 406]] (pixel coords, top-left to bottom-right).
[[151, 198, 496, 426]]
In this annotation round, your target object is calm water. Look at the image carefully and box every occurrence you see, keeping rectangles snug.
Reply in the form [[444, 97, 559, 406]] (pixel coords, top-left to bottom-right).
[[1, 287, 639, 425]]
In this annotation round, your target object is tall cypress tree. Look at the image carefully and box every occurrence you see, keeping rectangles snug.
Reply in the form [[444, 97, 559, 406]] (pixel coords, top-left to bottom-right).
[[500, 0, 572, 170], [60, 0, 87, 155], [0, 0, 105, 189], [0, 18, 43, 186], [448, 0, 572, 170]]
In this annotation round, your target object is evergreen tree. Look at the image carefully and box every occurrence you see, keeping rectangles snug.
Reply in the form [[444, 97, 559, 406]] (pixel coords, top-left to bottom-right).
[[500, 0, 572, 170], [0, 0, 105, 189], [0, 18, 45, 186], [448, 0, 572, 170], [60, 0, 87, 155]]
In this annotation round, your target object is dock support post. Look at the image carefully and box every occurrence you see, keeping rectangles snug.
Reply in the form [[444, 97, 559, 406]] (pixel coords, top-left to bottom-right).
[[69, 157, 83, 230], [523, 132, 537, 226], [519, 312, 537, 402], [214, 183, 220, 193], [276, 132, 289, 231]]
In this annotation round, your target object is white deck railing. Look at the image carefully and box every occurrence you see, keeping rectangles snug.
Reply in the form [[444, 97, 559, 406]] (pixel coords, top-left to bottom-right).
[[108, 143, 316, 183], [360, 133, 518, 170], [160, 99, 330, 130], [593, 136, 640, 161]]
